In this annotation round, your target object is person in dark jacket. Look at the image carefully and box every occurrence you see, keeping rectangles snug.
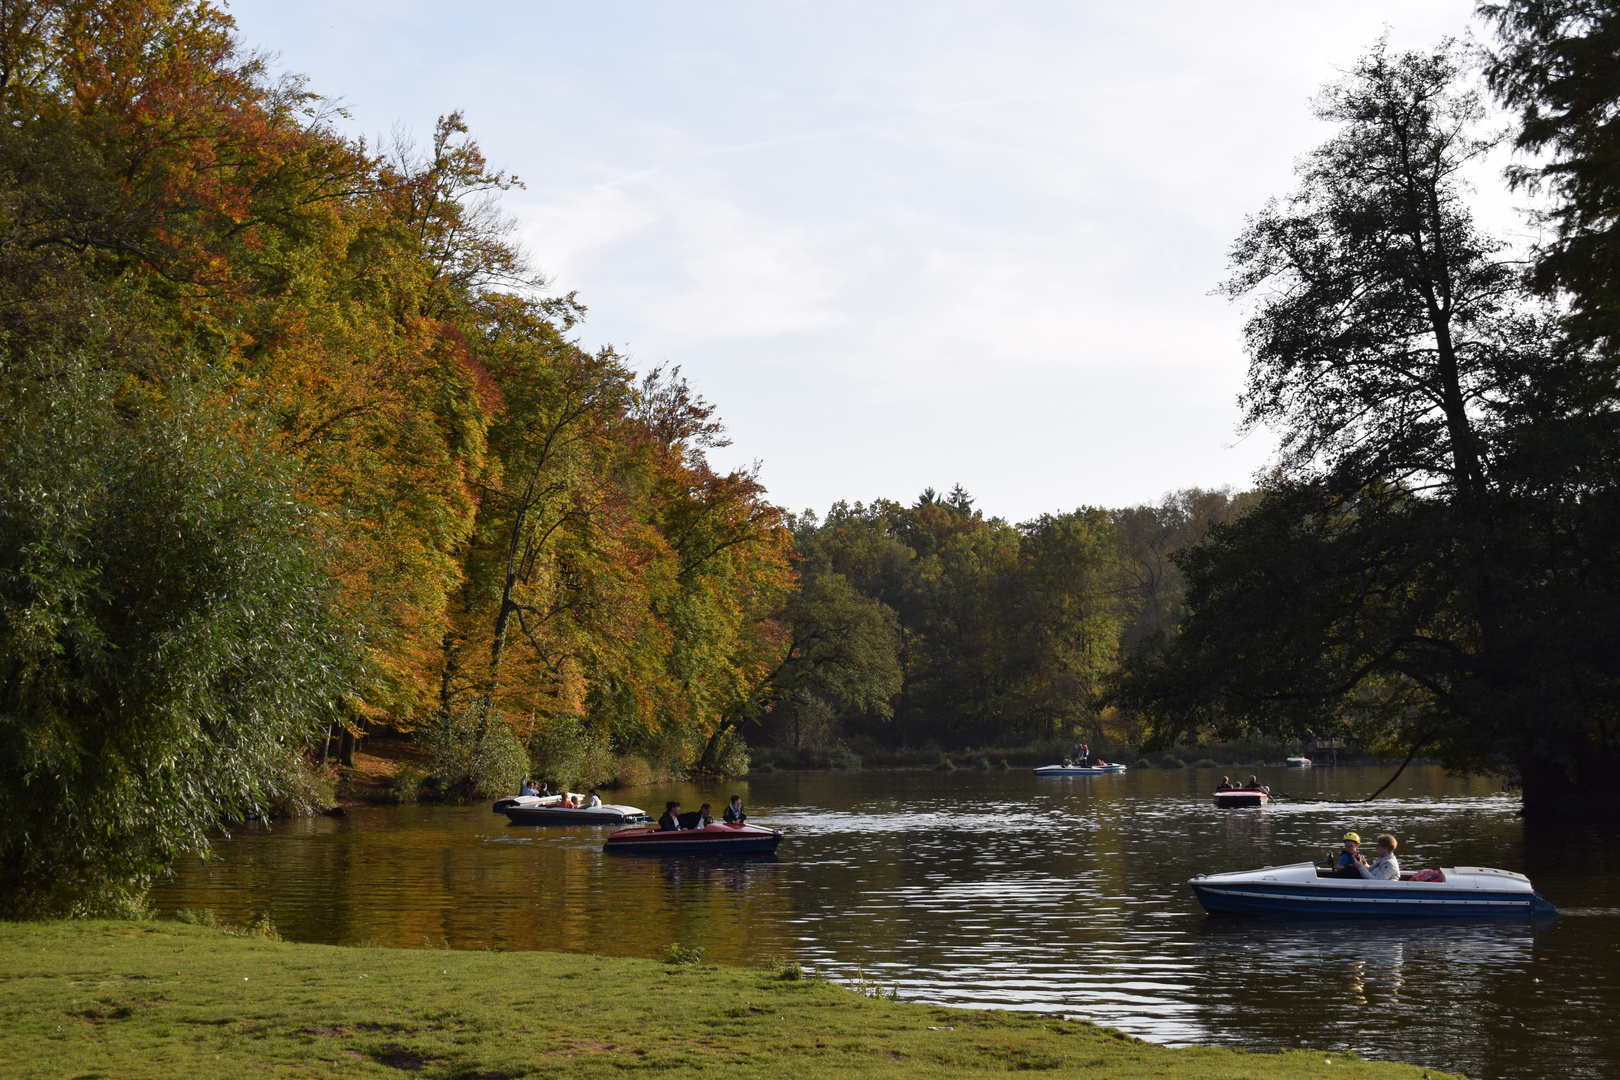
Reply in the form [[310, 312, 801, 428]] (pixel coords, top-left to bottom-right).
[[723, 794, 746, 824], [658, 801, 682, 831]]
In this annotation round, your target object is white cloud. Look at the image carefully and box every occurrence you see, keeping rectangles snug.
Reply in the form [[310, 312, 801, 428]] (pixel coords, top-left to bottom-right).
[[231, 0, 1489, 519]]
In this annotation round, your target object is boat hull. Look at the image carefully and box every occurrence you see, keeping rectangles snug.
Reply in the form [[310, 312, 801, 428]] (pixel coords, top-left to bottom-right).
[[1190, 862, 1557, 919], [504, 804, 648, 826], [603, 823, 782, 855], [1033, 764, 1127, 776], [1213, 790, 1269, 808]]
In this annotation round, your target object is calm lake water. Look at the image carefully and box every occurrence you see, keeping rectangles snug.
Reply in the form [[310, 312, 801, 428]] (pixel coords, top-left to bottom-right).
[[153, 765, 1620, 1080]]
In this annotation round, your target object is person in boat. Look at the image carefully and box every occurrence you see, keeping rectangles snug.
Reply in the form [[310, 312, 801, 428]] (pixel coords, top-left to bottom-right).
[[1217, 776, 1234, 791], [694, 802, 715, 828], [1080, 743, 1090, 765], [583, 789, 602, 809], [723, 794, 746, 824], [1061, 758, 1073, 768], [1357, 834, 1400, 880], [1245, 774, 1270, 794], [659, 801, 683, 831], [559, 791, 580, 808], [520, 778, 539, 797], [1333, 832, 1369, 877]]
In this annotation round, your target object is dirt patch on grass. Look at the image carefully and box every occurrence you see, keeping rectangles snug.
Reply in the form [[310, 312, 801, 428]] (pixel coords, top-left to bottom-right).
[[372, 1043, 426, 1070]]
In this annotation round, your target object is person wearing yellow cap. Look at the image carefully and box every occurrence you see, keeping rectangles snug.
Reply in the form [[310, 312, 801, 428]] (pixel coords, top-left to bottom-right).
[[1333, 832, 1369, 878]]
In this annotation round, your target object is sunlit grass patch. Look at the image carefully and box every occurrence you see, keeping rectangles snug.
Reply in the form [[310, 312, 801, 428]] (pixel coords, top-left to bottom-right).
[[0, 920, 1457, 1079]]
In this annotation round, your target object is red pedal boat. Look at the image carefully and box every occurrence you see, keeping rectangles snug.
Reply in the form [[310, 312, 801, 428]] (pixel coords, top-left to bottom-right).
[[602, 821, 782, 855], [1213, 787, 1270, 808]]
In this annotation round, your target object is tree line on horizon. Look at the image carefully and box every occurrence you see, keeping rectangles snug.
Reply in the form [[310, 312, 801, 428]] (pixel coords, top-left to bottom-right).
[[759, 485, 1254, 757]]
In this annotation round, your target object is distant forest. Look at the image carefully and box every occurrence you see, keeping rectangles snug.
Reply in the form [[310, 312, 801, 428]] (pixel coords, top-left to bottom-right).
[[758, 486, 1254, 755]]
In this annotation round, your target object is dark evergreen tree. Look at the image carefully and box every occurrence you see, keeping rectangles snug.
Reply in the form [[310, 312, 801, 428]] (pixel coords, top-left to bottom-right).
[[1114, 43, 1620, 820]]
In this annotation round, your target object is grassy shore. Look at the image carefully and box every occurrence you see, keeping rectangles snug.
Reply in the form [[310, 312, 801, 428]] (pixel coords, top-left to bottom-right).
[[0, 921, 1455, 1080]]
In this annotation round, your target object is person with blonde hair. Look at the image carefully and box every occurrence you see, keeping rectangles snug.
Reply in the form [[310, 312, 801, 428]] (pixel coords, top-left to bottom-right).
[[1357, 833, 1401, 880]]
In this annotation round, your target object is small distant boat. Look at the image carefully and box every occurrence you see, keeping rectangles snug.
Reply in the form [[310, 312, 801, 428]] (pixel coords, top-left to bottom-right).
[[1213, 787, 1269, 809], [602, 821, 782, 855], [498, 794, 650, 826], [1033, 762, 1127, 776], [1190, 863, 1559, 919], [1286, 755, 1313, 767]]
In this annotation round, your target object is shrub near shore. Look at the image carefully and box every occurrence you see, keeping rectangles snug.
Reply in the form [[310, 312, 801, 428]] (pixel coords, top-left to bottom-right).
[[0, 920, 1453, 1079]]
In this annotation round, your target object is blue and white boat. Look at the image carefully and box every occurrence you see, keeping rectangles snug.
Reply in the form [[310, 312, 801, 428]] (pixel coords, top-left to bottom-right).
[[1033, 762, 1127, 776], [1189, 862, 1558, 919]]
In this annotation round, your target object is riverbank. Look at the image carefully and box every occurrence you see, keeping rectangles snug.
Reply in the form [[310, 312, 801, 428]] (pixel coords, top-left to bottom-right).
[[1, 920, 1453, 1079]]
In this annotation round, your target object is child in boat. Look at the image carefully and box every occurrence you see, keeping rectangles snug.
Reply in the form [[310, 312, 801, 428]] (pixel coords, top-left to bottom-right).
[[1217, 776, 1234, 790], [1333, 832, 1369, 877], [659, 801, 682, 831], [723, 795, 746, 823], [1356, 834, 1400, 880]]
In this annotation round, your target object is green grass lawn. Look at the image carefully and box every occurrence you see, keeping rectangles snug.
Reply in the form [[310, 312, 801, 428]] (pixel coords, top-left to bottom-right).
[[0, 920, 1455, 1079]]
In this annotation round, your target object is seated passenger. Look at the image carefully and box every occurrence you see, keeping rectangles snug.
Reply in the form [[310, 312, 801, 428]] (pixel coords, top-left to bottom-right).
[[1357, 834, 1400, 880], [1217, 776, 1233, 790], [1333, 832, 1368, 878], [584, 789, 602, 809], [659, 801, 683, 831], [519, 778, 539, 797], [1061, 758, 1073, 768], [723, 794, 746, 824], [695, 802, 714, 828]]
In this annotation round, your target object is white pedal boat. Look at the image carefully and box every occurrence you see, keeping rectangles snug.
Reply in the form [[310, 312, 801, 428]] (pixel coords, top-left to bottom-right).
[[1033, 762, 1127, 775], [1189, 862, 1558, 919], [1285, 755, 1313, 767], [495, 793, 650, 825]]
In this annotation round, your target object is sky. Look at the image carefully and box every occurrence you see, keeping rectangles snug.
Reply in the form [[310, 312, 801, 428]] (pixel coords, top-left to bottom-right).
[[224, 0, 1504, 522]]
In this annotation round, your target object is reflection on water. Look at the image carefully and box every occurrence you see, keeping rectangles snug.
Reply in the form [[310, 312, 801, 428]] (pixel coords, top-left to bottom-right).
[[153, 765, 1620, 1080]]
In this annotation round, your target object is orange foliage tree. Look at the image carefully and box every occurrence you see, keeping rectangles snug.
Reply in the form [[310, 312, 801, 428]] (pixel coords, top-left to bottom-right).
[[0, 0, 795, 784]]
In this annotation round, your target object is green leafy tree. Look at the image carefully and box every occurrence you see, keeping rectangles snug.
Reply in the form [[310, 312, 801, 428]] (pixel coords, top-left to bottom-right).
[[1011, 509, 1124, 741], [1111, 489, 1259, 653], [1115, 42, 1620, 819], [767, 572, 901, 735], [0, 352, 352, 916], [1482, 0, 1620, 344]]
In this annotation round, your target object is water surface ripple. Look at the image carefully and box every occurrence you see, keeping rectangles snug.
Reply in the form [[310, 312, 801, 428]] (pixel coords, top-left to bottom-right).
[[153, 765, 1619, 1080]]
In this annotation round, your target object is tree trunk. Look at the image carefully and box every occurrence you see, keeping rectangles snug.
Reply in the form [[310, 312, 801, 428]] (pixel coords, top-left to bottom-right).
[[340, 725, 356, 768], [1519, 749, 1620, 822]]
